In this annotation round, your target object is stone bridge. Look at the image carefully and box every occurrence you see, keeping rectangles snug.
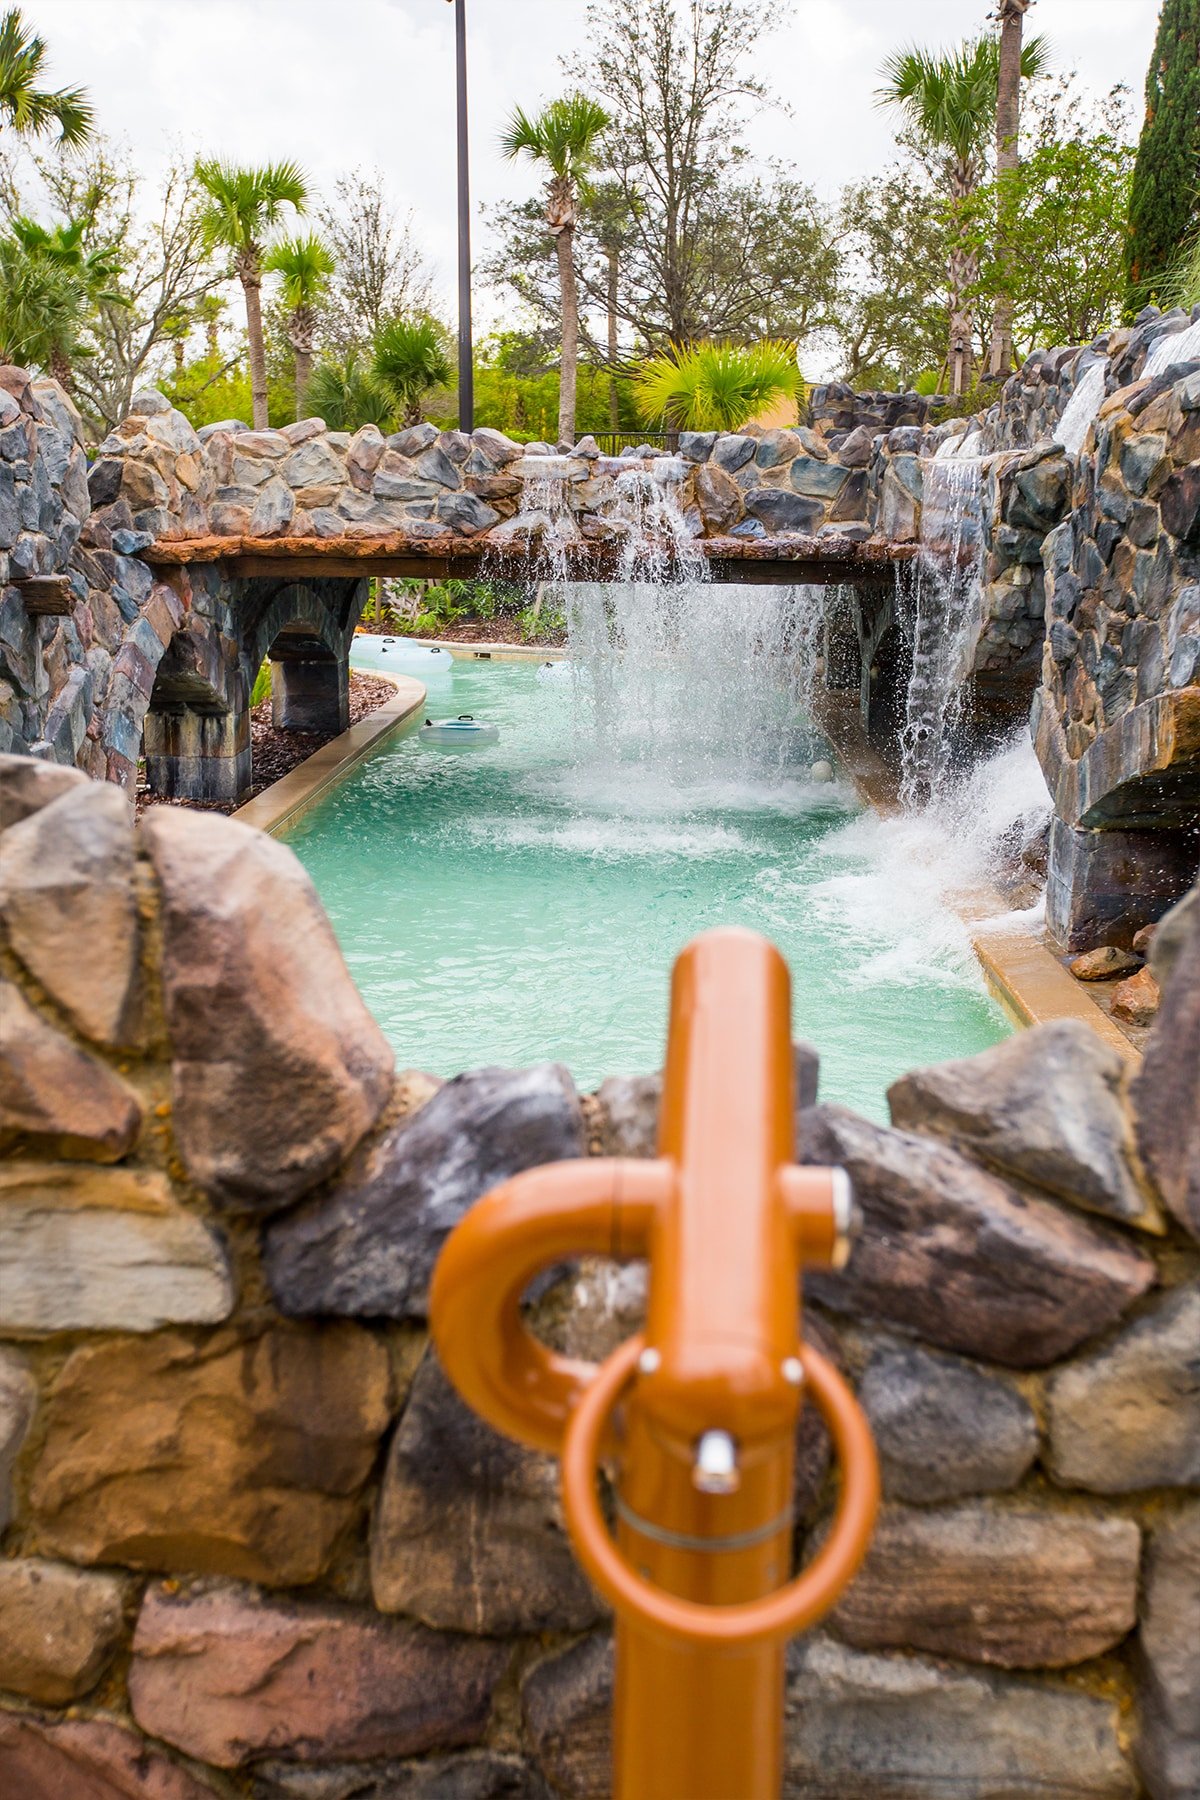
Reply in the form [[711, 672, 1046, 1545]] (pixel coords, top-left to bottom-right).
[[3, 305, 1200, 948]]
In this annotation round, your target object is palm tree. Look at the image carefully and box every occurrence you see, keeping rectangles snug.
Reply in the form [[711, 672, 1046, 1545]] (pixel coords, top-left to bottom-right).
[[877, 33, 1047, 394], [372, 316, 452, 426], [265, 233, 334, 417], [0, 232, 82, 372], [501, 93, 611, 446], [590, 179, 638, 433], [0, 9, 91, 146], [303, 349, 393, 433], [989, 0, 1035, 377], [7, 213, 121, 388], [194, 159, 308, 428], [635, 340, 800, 433]]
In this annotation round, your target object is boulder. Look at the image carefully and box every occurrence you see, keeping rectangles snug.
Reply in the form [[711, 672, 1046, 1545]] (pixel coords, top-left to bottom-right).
[[886, 1019, 1160, 1231], [827, 1500, 1140, 1668], [0, 1559, 126, 1702], [595, 1043, 819, 1157], [711, 434, 755, 473], [693, 461, 741, 533], [371, 1350, 601, 1634], [436, 491, 501, 535], [0, 750, 87, 830], [0, 781, 143, 1048], [786, 1634, 1135, 1800], [0, 1715, 220, 1799], [800, 1105, 1155, 1366], [1070, 945, 1142, 980], [250, 1753, 551, 1799], [142, 807, 393, 1211], [859, 1341, 1037, 1503], [522, 1635, 613, 1800], [1134, 884, 1200, 1238], [745, 488, 823, 534], [29, 1320, 391, 1585], [265, 1063, 583, 1321], [0, 1162, 232, 1333], [0, 981, 142, 1161], [128, 1583, 507, 1770], [1112, 965, 1160, 1023], [0, 1346, 35, 1530], [1137, 1504, 1200, 1800], [1045, 1282, 1200, 1492]]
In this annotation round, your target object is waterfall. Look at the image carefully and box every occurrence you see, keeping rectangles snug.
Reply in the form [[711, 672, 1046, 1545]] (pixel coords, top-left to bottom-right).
[[898, 457, 984, 808], [1056, 361, 1106, 457], [1143, 315, 1200, 378]]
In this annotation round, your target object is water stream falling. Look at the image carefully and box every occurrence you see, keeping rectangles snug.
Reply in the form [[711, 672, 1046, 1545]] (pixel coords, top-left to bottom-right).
[[899, 457, 985, 807], [1056, 361, 1106, 457]]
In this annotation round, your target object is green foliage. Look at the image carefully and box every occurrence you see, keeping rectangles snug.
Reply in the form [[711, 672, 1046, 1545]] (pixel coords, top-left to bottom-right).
[[163, 351, 295, 430], [0, 8, 91, 146], [1126, 0, 1200, 312], [194, 159, 309, 261], [877, 34, 1050, 173], [372, 317, 452, 426], [0, 229, 81, 367], [250, 660, 271, 707], [518, 593, 567, 642], [302, 349, 391, 432], [461, 337, 640, 441], [835, 167, 951, 387], [264, 233, 334, 310], [500, 92, 612, 184], [634, 340, 799, 431]]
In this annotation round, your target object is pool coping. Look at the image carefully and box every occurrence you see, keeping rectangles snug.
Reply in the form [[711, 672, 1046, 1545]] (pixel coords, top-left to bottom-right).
[[231, 674, 426, 837], [812, 692, 1140, 1062], [422, 637, 565, 663]]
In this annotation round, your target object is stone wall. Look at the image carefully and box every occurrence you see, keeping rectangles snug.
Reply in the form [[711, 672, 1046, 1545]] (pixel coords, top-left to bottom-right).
[[1, 757, 1197, 1798]]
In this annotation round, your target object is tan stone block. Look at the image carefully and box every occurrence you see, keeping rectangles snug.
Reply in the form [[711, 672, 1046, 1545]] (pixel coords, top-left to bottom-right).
[[0, 1163, 233, 1334], [30, 1320, 391, 1584], [0, 1559, 125, 1702], [1, 980, 142, 1161], [0, 1714, 218, 1799], [0, 1346, 36, 1530]]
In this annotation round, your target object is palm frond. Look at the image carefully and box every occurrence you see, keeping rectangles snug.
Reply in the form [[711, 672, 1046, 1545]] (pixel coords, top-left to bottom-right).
[[635, 340, 799, 432], [265, 232, 335, 309], [500, 92, 611, 180]]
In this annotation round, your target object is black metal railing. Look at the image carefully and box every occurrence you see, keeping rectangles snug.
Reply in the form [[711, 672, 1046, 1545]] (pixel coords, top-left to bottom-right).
[[592, 430, 678, 457]]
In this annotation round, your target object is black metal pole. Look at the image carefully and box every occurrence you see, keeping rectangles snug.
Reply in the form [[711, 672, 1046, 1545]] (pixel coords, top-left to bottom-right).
[[454, 0, 474, 431]]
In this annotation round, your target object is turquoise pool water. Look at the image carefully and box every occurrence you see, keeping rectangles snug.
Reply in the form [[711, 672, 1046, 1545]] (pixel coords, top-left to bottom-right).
[[284, 650, 1011, 1120]]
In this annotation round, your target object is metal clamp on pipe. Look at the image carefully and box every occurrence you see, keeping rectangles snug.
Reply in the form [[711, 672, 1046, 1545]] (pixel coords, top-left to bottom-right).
[[431, 927, 879, 1800]]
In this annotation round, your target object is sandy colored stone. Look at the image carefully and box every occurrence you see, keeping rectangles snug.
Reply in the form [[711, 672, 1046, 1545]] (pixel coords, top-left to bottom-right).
[[29, 1320, 391, 1583], [1046, 1283, 1200, 1492], [1136, 885, 1200, 1238], [0, 1558, 126, 1701], [887, 1019, 1161, 1231], [0, 1345, 35, 1530], [371, 1350, 602, 1634], [828, 1500, 1140, 1669], [129, 1582, 507, 1769], [0, 750, 88, 831], [0, 979, 142, 1160], [1112, 965, 1160, 1024], [801, 1105, 1155, 1367], [1070, 945, 1142, 981], [142, 807, 393, 1210], [0, 1714, 219, 1799], [0, 781, 143, 1047], [0, 1162, 232, 1333]]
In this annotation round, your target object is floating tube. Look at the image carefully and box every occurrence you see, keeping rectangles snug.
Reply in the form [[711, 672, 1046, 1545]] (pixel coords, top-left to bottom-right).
[[419, 714, 500, 748], [351, 635, 454, 673], [535, 660, 572, 681]]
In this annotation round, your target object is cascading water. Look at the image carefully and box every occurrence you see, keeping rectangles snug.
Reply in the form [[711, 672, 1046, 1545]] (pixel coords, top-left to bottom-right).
[[1142, 315, 1200, 378], [898, 456, 985, 807], [1056, 361, 1106, 457]]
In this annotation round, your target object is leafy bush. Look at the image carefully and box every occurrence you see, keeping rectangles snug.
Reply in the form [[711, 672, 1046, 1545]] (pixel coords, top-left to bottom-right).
[[634, 340, 801, 432]]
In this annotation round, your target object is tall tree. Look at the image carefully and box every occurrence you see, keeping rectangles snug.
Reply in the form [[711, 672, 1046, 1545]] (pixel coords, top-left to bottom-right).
[[0, 229, 80, 369], [317, 169, 434, 353], [835, 167, 950, 387], [877, 32, 1047, 394], [371, 317, 452, 426], [195, 159, 307, 428], [501, 93, 611, 446], [588, 179, 636, 431], [0, 8, 90, 147], [7, 212, 121, 387], [988, 0, 1033, 376], [1125, 0, 1200, 312], [265, 232, 334, 417]]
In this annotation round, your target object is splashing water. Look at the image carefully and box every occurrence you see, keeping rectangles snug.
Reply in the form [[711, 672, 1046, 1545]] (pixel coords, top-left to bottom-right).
[[898, 457, 985, 807], [1143, 315, 1200, 379], [1056, 360, 1107, 457]]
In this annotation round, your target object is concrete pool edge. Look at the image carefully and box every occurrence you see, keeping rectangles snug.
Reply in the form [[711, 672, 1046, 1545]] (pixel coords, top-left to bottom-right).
[[232, 674, 426, 837]]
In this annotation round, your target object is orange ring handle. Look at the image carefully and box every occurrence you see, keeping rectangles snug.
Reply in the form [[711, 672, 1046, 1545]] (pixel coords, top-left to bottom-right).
[[561, 1334, 879, 1648]]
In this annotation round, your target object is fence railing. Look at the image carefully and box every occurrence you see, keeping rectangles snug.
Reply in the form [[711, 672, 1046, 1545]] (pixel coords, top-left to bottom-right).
[[592, 430, 677, 457]]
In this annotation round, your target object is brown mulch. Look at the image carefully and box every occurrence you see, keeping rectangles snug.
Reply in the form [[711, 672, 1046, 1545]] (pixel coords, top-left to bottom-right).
[[135, 671, 397, 819]]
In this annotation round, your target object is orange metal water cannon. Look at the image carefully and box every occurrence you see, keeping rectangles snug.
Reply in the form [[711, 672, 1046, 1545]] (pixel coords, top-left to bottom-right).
[[430, 928, 879, 1800]]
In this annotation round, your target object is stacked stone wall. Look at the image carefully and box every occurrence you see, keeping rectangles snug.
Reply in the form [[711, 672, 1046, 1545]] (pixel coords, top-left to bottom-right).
[[0, 761, 1197, 1798]]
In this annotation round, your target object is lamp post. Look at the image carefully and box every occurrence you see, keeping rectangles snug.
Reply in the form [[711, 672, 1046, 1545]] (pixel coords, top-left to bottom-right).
[[447, 0, 473, 430]]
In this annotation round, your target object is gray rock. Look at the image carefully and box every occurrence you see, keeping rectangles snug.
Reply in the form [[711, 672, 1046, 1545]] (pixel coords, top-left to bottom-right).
[[678, 431, 717, 462], [282, 440, 345, 490], [596, 1042, 819, 1156], [712, 433, 755, 472], [756, 428, 802, 468], [828, 1500, 1140, 1669], [436, 491, 500, 535], [522, 1635, 612, 1800], [1137, 1504, 1200, 1800], [1135, 882, 1200, 1240], [389, 423, 439, 457], [0, 750, 87, 831], [1045, 1283, 1200, 1492], [801, 1105, 1155, 1367], [470, 427, 523, 465], [860, 1342, 1037, 1502], [249, 477, 294, 536], [251, 1753, 550, 1799], [370, 1350, 602, 1634], [416, 446, 461, 489], [786, 1633, 1135, 1800], [746, 488, 823, 534], [836, 426, 876, 467], [790, 457, 850, 498], [0, 1346, 35, 1531], [887, 1020, 1161, 1232], [128, 387, 172, 416], [265, 1063, 584, 1320]]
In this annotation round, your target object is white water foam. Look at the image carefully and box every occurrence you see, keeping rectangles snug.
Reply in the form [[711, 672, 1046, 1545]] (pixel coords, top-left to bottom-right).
[[1143, 315, 1200, 379], [1056, 360, 1107, 457]]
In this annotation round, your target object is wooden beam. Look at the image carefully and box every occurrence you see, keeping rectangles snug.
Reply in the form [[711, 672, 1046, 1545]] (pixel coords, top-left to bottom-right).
[[14, 575, 73, 615]]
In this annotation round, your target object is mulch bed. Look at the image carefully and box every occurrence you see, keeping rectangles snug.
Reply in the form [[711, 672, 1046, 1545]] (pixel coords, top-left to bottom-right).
[[135, 671, 396, 820]]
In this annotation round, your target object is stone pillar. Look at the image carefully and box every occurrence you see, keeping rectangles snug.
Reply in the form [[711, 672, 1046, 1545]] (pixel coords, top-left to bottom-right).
[[143, 704, 251, 803], [1045, 817, 1199, 952], [270, 640, 349, 736]]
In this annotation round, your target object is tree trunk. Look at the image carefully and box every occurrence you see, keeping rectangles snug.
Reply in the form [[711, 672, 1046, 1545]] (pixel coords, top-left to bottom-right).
[[239, 251, 269, 430], [947, 161, 976, 396], [989, 0, 1030, 378], [556, 221, 579, 448], [49, 346, 73, 393], [607, 246, 620, 433], [289, 307, 315, 420]]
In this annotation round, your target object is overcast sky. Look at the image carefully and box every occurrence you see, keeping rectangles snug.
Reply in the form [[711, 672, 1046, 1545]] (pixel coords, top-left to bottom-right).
[[29, 0, 1159, 340]]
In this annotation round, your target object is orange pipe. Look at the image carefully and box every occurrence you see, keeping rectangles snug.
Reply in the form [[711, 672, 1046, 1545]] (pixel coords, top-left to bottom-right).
[[430, 927, 879, 1800]]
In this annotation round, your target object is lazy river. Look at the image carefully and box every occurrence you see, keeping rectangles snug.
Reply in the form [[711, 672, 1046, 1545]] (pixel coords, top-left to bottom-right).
[[282, 586, 1038, 1119]]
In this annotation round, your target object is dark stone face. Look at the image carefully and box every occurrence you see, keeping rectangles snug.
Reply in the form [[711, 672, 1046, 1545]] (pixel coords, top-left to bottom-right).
[[1160, 463, 1200, 541], [744, 488, 823, 535]]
